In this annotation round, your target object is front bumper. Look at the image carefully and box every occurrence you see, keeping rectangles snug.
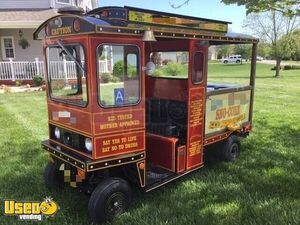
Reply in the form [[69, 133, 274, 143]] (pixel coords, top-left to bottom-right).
[[42, 140, 145, 172]]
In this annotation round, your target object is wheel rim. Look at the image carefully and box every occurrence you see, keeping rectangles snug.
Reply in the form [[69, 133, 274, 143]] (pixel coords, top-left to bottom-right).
[[230, 143, 239, 159], [105, 192, 126, 218]]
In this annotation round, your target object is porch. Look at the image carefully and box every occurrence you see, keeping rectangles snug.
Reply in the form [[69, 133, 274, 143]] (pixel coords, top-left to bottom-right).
[[0, 59, 113, 85]]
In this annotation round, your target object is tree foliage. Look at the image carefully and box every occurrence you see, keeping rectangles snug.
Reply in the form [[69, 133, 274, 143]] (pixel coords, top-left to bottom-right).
[[243, 11, 299, 77], [222, 0, 300, 17], [170, 0, 300, 16]]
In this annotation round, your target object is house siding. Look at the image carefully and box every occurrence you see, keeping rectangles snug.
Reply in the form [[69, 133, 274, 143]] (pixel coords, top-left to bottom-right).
[[0, 0, 50, 9], [0, 29, 43, 61]]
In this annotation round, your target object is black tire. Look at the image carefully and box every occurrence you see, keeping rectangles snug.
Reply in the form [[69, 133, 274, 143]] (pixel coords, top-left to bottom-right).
[[223, 60, 228, 64], [88, 177, 132, 223], [44, 161, 65, 189], [236, 60, 241, 64], [221, 135, 241, 162]]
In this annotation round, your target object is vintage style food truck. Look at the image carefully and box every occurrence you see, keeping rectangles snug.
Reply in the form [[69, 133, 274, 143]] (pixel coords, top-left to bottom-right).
[[34, 6, 258, 223]]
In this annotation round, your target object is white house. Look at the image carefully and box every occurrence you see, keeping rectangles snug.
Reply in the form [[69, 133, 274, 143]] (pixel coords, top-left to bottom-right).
[[0, 0, 97, 84]]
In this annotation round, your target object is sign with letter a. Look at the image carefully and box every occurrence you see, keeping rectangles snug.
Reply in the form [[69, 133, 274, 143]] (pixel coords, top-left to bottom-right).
[[114, 88, 125, 105]]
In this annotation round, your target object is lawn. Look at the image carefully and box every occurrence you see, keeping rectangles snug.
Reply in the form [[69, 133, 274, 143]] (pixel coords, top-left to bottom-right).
[[0, 63, 299, 225]]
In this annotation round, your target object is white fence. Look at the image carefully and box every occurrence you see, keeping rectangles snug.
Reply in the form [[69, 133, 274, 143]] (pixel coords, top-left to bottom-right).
[[0, 58, 113, 81]]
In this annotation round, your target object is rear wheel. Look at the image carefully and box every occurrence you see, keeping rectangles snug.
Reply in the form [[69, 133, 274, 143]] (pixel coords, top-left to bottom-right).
[[88, 177, 132, 223], [44, 160, 65, 189], [236, 60, 241, 64], [220, 135, 241, 162], [223, 60, 228, 64]]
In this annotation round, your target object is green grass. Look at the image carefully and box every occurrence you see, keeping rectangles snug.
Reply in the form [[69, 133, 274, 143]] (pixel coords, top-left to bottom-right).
[[0, 63, 299, 225]]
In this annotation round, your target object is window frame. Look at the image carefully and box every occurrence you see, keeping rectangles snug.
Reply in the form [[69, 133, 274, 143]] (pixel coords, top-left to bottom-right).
[[96, 43, 141, 109], [46, 43, 88, 108], [1, 36, 15, 60], [148, 51, 189, 80], [56, 0, 71, 5], [192, 51, 205, 85]]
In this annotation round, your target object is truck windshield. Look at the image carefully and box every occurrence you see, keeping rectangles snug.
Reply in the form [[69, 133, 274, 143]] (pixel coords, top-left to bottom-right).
[[46, 43, 87, 106]]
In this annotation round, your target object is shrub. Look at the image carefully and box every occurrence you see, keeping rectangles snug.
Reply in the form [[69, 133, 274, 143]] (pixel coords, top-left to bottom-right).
[[283, 64, 300, 70], [113, 60, 137, 80], [32, 75, 44, 86], [111, 76, 121, 83], [101, 73, 112, 83], [270, 66, 281, 71], [15, 80, 23, 87], [153, 69, 163, 77], [113, 61, 124, 81], [165, 63, 181, 76]]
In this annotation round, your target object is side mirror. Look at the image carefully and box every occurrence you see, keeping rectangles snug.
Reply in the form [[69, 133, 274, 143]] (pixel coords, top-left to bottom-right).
[[146, 62, 156, 76]]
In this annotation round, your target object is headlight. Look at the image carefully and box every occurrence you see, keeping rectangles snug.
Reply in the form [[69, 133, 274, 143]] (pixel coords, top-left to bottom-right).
[[54, 127, 61, 139], [85, 138, 93, 152]]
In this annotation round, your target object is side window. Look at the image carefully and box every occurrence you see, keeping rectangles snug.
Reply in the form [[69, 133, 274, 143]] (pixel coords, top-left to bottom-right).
[[98, 45, 140, 107], [192, 52, 204, 84], [149, 51, 189, 79]]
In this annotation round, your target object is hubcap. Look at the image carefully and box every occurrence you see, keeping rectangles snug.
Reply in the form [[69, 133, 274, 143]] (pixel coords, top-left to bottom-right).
[[105, 192, 126, 217], [230, 143, 239, 159]]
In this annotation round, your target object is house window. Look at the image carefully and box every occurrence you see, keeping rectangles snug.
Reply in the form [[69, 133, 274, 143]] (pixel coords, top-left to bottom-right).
[[1, 36, 15, 60], [56, 0, 71, 5]]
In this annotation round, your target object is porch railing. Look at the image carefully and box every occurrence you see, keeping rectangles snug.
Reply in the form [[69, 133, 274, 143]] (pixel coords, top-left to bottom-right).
[[0, 58, 113, 81]]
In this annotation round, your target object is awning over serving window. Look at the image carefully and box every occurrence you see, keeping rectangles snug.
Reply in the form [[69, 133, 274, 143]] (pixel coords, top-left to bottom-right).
[[0, 9, 57, 29]]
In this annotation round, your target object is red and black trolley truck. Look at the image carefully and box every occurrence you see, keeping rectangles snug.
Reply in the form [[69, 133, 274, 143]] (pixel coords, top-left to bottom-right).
[[34, 6, 258, 223]]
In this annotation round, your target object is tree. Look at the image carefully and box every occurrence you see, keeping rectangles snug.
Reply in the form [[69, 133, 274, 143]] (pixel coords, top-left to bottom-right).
[[222, 0, 300, 17], [233, 44, 252, 59], [171, 1, 300, 16], [288, 29, 300, 60], [243, 11, 299, 77], [217, 45, 233, 59], [257, 42, 272, 58]]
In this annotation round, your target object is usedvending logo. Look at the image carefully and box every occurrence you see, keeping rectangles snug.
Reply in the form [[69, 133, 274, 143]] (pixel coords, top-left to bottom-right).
[[4, 197, 59, 221]]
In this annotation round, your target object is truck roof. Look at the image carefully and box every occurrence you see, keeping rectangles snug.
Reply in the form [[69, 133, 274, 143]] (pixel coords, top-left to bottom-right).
[[34, 6, 258, 44]]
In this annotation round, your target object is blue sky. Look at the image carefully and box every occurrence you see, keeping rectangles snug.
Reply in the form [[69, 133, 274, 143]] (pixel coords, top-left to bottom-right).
[[98, 0, 246, 32]]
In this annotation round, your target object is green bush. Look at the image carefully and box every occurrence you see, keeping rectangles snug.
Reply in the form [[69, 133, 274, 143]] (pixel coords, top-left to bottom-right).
[[270, 66, 281, 71], [153, 69, 163, 77], [32, 75, 44, 86], [283, 64, 300, 70], [15, 80, 23, 87], [113, 60, 137, 80], [111, 76, 121, 83], [100, 73, 112, 83], [113, 61, 124, 81], [165, 63, 181, 76]]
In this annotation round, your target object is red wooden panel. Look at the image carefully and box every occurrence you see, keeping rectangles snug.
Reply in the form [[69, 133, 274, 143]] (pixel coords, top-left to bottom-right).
[[48, 102, 92, 135], [146, 133, 177, 172], [177, 145, 186, 173]]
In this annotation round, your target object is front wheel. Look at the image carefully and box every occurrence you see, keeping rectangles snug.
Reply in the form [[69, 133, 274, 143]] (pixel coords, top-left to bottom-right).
[[44, 160, 65, 189], [220, 135, 241, 162], [88, 177, 132, 223]]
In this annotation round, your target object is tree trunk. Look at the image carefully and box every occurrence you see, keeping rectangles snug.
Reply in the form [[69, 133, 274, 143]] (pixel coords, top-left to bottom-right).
[[274, 57, 281, 78]]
